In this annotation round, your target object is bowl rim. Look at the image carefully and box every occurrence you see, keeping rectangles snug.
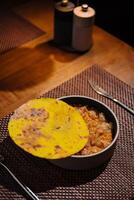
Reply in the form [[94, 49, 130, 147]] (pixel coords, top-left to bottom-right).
[[58, 95, 119, 158]]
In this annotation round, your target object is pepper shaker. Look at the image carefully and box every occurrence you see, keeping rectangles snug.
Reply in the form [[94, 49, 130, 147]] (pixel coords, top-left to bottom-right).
[[54, 0, 75, 46]]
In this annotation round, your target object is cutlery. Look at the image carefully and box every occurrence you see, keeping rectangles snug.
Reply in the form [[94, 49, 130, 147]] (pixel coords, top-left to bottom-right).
[[0, 155, 40, 200], [88, 80, 134, 115]]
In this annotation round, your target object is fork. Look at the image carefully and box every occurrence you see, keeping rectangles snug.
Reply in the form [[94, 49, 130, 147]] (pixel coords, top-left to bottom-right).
[[0, 155, 40, 200], [88, 80, 134, 115]]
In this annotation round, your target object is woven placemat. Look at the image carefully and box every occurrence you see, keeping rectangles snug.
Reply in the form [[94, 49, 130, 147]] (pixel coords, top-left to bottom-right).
[[0, 9, 45, 54], [0, 65, 134, 200]]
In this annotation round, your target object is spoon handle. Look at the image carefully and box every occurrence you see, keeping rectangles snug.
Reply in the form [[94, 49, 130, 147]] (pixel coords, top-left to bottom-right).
[[0, 162, 40, 200]]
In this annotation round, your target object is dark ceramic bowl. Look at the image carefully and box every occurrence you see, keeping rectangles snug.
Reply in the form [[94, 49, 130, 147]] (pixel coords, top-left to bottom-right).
[[48, 95, 119, 170]]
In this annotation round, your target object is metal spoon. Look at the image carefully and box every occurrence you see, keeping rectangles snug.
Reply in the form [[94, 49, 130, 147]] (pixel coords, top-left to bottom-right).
[[88, 79, 134, 115], [0, 155, 40, 200]]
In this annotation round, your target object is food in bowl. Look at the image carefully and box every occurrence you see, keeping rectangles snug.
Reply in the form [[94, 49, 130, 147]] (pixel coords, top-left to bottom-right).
[[75, 106, 112, 155], [8, 98, 89, 159], [8, 96, 119, 170], [48, 95, 119, 170]]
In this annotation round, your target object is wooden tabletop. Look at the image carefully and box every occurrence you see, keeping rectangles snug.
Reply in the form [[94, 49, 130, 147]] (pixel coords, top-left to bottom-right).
[[0, 0, 134, 119]]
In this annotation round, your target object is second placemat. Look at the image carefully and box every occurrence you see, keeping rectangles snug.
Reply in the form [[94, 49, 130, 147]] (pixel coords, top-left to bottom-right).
[[0, 9, 45, 54]]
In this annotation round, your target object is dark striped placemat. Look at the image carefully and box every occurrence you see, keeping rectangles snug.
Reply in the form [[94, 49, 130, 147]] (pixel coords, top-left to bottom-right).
[[0, 65, 134, 200], [0, 9, 45, 54]]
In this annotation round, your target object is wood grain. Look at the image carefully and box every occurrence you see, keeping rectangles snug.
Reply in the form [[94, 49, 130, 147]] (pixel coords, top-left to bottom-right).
[[0, 0, 134, 119]]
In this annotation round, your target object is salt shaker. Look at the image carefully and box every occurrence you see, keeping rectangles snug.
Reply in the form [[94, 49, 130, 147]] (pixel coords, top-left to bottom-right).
[[72, 4, 95, 52]]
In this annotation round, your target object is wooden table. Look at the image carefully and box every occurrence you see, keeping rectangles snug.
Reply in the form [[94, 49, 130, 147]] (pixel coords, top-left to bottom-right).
[[0, 0, 134, 119]]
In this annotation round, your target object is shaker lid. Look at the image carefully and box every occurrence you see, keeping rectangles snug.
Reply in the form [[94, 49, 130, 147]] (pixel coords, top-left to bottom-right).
[[81, 4, 88, 12], [74, 5, 95, 18], [61, 0, 68, 7], [55, 0, 75, 12]]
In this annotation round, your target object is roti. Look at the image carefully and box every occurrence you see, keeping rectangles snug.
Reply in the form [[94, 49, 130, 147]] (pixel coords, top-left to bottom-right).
[[8, 98, 89, 159]]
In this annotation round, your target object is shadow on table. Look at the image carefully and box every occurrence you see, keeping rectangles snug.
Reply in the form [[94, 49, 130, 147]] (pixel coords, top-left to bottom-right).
[[37, 40, 80, 63], [0, 46, 53, 91], [0, 136, 109, 196], [0, 40, 79, 91]]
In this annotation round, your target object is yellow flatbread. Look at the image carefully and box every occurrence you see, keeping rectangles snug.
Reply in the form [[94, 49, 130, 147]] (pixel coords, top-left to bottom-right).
[[8, 98, 89, 159]]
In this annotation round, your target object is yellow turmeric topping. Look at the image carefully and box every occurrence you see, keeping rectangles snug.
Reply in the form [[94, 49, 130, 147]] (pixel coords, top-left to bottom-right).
[[8, 98, 89, 159]]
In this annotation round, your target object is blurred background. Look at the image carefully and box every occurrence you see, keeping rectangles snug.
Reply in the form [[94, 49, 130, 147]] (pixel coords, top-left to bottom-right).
[[1, 0, 133, 46]]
